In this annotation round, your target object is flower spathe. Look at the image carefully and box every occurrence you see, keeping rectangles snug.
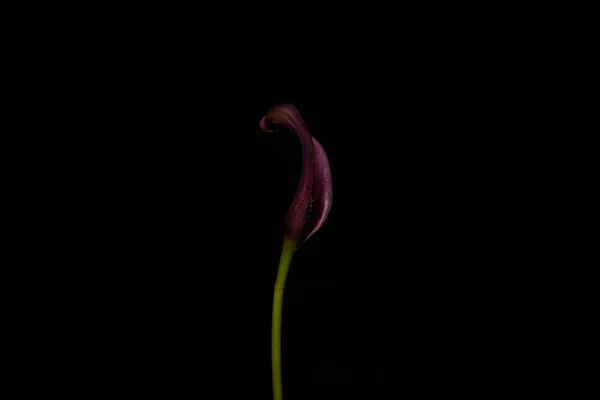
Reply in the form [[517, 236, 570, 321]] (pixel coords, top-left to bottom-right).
[[260, 104, 332, 248]]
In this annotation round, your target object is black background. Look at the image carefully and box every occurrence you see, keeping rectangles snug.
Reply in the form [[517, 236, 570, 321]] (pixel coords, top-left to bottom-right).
[[1, 32, 537, 397]]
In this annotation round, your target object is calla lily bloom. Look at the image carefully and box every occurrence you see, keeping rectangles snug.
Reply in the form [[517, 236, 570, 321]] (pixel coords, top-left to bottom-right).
[[259, 104, 333, 247], [260, 103, 332, 400]]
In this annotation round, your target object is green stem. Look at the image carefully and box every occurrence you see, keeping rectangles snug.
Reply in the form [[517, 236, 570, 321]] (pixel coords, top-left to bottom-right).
[[272, 236, 296, 400]]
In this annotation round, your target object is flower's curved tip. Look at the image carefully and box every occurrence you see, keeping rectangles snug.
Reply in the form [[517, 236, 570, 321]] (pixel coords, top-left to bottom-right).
[[259, 116, 276, 133], [259, 116, 268, 132]]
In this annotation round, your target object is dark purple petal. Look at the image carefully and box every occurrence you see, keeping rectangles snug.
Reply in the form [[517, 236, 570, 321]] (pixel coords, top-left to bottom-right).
[[260, 104, 314, 243], [300, 137, 333, 245]]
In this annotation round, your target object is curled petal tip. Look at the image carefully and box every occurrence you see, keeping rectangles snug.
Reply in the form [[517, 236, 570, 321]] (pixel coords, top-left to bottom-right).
[[259, 116, 267, 132], [259, 116, 274, 132]]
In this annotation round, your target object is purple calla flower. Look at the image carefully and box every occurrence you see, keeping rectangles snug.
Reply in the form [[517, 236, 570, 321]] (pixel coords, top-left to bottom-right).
[[260, 104, 332, 247]]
